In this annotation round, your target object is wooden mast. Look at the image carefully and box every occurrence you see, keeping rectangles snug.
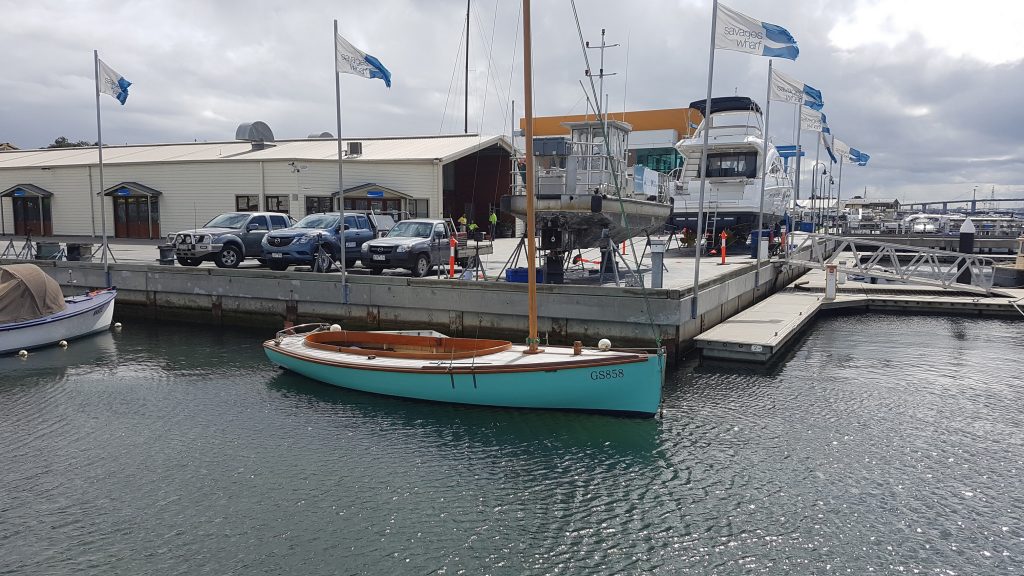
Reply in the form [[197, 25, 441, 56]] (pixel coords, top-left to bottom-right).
[[522, 0, 540, 353]]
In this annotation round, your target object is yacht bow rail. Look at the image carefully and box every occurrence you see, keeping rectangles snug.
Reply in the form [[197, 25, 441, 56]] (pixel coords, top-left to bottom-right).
[[787, 233, 996, 295]]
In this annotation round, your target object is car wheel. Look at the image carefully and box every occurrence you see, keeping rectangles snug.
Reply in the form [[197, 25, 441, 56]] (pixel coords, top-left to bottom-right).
[[214, 245, 242, 268], [268, 261, 289, 271], [411, 253, 431, 277], [369, 267, 384, 275], [176, 256, 202, 267]]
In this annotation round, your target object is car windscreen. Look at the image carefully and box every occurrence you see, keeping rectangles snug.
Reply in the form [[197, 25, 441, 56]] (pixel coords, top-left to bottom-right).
[[386, 221, 433, 238], [295, 214, 340, 229], [205, 213, 249, 228]]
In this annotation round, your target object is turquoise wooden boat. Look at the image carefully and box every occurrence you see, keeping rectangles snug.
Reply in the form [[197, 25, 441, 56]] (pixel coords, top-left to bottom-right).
[[264, 325, 664, 418]]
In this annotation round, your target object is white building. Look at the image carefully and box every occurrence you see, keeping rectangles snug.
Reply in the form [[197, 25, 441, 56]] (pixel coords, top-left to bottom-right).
[[0, 132, 512, 239]]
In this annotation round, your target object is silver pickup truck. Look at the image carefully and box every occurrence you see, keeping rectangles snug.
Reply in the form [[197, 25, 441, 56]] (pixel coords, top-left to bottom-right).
[[169, 212, 293, 268], [359, 218, 492, 277]]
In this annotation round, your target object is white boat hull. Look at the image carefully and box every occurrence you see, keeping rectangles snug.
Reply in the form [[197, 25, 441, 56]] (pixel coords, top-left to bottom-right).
[[0, 289, 116, 354]]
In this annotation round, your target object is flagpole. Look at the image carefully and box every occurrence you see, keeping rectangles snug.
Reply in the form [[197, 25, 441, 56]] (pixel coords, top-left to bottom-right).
[[755, 59, 773, 278], [334, 20, 349, 304], [794, 105, 802, 202], [93, 50, 109, 283], [813, 131, 822, 229], [691, 0, 719, 320]]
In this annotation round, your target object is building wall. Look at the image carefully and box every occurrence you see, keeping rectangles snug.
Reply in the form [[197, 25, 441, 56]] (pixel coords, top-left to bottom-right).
[[523, 108, 701, 139], [0, 159, 443, 237]]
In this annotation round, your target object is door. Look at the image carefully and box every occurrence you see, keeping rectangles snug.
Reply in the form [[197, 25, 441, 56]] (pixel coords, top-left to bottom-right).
[[12, 197, 52, 237], [112, 196, 161, 239], [242, 215, 270, 255], [430, 222, 448, 262]]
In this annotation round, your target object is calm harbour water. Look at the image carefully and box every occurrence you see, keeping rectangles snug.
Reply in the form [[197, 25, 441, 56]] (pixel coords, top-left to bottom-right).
[[1, 314, 1022, 575]]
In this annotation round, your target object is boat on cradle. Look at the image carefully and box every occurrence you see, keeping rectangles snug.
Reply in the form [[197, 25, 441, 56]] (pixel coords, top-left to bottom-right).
[[264, 325, 664, 417], [669, 96, 793, 236], [501, 119, 672, 249], [0, 263, 116, 355], [264, 0, 665, 417]]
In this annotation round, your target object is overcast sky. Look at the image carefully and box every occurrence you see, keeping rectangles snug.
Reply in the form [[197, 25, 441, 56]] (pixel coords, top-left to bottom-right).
[[2, 0, 1023, 205]]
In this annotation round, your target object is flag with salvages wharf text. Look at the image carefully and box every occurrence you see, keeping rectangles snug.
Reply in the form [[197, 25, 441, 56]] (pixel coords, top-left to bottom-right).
[[335, 34, 392, 87], [769, 68, 822, 110], [715, 3, 799, 60], [97, 59, 131, 105]]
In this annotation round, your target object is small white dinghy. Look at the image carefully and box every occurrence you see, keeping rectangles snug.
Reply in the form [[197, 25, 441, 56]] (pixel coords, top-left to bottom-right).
[[0, 263, 116, 355]]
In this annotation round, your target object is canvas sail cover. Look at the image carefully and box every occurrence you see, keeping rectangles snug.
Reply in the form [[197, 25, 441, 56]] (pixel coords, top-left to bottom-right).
[[0, 264, 66, 323]]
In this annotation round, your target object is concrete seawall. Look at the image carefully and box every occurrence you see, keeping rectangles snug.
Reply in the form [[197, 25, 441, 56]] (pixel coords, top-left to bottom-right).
[[13, 257, 809, 363]]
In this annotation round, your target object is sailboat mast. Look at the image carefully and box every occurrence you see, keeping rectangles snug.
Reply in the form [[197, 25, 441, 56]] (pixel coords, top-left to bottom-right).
[[465, 0, 470, 134], [522, 0, 539, 353]]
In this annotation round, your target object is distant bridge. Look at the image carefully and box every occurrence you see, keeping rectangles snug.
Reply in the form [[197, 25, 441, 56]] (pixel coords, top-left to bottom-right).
[[904, 197, 1024, 212]]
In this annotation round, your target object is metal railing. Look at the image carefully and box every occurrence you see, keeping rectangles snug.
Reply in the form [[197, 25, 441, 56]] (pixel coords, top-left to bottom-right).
[[786, 233, 996, 294]]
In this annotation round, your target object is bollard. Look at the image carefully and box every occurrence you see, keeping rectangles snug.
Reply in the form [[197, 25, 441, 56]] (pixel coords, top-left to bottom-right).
[[650, 239, 667, 289], [825, 263, 838, 300], [957, 218, 975, 284], [719, 231, 727, 265], [448, 235, 457, 279]]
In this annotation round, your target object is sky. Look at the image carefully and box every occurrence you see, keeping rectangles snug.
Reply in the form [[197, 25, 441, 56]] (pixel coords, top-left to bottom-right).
[[2, 0, 1023, 206]]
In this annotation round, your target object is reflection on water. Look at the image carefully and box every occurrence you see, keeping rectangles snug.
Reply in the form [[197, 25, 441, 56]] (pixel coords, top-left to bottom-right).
[[1, 316, 1022, 575]]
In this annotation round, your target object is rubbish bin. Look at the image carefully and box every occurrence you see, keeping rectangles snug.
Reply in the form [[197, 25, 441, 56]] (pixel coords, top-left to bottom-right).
[[35, 241, 61, 260], [749, 230, 771, 259], [157, 244, 176, 265], [66, 243, 94, 262]]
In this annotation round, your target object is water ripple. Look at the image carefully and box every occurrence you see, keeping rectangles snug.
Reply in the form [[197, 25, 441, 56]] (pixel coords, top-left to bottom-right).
[[1, 315, 1022, 574]]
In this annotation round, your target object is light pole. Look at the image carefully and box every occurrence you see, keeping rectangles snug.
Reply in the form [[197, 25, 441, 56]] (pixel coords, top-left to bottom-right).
[[811, 161, 827, 229]]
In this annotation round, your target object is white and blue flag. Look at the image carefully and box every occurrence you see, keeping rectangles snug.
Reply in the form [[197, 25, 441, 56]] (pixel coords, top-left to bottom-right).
[[800, 107, 829, 132], [335, 33, 392, 87], [98, 59, 131, 105], [821, 132, 840, 164], [850, 148, 870, 165], [769, 68, 822, 110], [715, 3, 799, 60]]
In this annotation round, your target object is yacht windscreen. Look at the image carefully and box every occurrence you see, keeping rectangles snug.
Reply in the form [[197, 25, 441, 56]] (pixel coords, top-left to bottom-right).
[[700, 152, 758, 178]]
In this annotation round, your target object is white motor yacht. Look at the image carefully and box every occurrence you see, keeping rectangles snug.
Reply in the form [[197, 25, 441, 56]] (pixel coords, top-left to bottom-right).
[[669, 97, 793, 236]]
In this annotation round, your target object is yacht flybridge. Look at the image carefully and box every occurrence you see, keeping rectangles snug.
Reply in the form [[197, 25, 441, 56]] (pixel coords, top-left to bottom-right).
[[669, 97, 793, 237]]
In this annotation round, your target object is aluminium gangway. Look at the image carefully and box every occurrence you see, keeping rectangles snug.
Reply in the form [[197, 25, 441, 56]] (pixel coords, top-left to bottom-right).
[[785, 233, 997, 295]]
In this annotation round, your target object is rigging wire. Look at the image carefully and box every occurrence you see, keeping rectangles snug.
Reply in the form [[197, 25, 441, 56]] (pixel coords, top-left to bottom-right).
[[439, 17, 468, 134]]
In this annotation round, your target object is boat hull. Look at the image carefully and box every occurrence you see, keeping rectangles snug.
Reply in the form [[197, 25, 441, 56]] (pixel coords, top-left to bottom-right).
[[0, 289, 116, 354], [264, 342, 664, 417], [502, 194, 671, 247]]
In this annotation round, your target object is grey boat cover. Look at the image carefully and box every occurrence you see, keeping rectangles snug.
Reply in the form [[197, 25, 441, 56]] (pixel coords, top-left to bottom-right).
[[0, 264, 66, 323]]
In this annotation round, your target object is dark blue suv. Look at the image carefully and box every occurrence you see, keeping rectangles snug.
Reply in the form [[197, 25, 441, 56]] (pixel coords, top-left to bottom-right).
[[261, 212, 375, 271]]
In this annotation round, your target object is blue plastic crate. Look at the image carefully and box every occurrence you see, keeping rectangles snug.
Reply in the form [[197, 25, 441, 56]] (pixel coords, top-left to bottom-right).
[[505, 267, 544, 283]]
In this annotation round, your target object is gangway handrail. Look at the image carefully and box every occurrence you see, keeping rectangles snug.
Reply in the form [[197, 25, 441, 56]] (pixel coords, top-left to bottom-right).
[[786, 233, 996, 295]]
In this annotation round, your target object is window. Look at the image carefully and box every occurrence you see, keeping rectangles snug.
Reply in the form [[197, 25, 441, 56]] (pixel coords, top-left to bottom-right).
[[344, 215, 357, 229], [265, 195, 289, 213], [304, 196, 333, 215], [246, 215, 269, 230], [357, 215, 370, 230], [269, 215, 289, 230], [635, 148, 682, 173], [236, 195, 259, 211], [408, 199, 428, 218], [701, 152, 758, 178], [443, 163, 455, 194]]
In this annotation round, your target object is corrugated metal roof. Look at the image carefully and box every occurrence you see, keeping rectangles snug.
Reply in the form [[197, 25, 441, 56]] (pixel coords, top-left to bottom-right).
[[0, 134, 511, 169]]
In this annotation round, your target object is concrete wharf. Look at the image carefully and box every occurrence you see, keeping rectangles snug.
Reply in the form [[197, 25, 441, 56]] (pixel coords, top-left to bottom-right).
[[2, 234, 807, 363]]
